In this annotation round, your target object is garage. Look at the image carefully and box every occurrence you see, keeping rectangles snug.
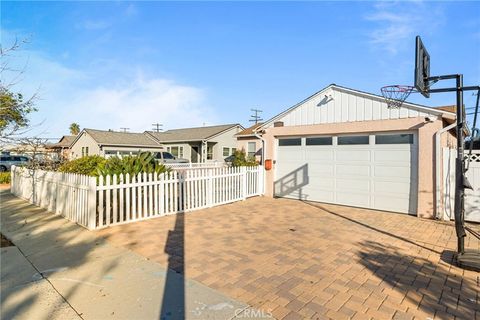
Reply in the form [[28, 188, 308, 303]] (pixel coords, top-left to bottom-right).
[[274, 132, 418, 214]]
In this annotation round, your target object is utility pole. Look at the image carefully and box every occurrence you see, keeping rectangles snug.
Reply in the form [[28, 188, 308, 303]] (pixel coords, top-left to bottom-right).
[[250, 108, 263, 124], [152, 123, 163, 132], [120, 127, 130, 132]]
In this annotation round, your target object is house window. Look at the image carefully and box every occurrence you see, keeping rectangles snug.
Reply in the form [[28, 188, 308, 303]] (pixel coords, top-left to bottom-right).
[[231, 148, 236, 153], [81, 147, 85, 157], [375, 134, 414, 144], [278, 138, 301, 146], [167, 146, 184, 158], [223, 147, 230, 157], [338, 136, 369, 145], [247, 142, 256, 158], [306, 137, 333, 146], [207, 146, 213, 160], [85, 147, 89, 156]]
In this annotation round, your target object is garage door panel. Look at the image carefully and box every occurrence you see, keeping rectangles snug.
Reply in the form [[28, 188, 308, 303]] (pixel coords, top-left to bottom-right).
[[308, 178, 335, 190], [336, 178, 370, 192], [336, 165, 370, 177], [375, 150, 412, 162], [305, 150, 334, 161], [374, 181, 412, 194], [307, 163, 335, 175], [303, 189, 335, 202], [275, 134, 417, 214], [336, 192, 370, 207], [374, 166, 411, 178], [337, 150, 370, 161]]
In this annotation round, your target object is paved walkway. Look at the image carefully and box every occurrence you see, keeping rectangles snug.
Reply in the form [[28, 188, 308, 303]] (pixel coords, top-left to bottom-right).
[[0, 190, 258, 320], [99, 196, 480, 320]]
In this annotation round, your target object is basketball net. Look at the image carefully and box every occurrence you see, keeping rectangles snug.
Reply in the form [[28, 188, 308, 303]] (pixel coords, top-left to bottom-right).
[[381, 85, 416, 109]]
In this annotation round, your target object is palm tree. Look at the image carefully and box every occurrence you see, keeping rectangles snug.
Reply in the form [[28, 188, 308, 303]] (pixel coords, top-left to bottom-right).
[[69, 123, 80, 135]]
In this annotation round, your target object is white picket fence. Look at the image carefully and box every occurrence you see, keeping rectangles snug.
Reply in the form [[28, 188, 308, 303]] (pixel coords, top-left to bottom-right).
[[442, 148, 480, 222], [11, 166, 264, 230], [10, 167, 96, 228], [164, 162, 225, 170]]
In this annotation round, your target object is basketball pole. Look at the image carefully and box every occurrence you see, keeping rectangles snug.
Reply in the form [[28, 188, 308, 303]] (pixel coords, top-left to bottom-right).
[[454, 74, 466, 254]]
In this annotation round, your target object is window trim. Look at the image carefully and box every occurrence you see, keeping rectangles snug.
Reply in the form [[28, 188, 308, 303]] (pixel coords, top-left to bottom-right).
[[306, 136, 333, 146], [278, 138, 302, 147], [337, 135, 370, 145], [375, 133, 414, 145], [223, 147, 230, 157]]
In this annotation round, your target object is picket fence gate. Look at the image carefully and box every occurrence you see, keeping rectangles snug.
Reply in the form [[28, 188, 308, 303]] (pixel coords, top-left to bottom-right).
[[10, 166, 264, 230]]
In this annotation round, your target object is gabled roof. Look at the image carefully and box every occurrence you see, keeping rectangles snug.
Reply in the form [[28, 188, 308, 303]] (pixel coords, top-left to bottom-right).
[[72, 129, 162, 147], [257, 84, 456, 131], [236, 123, 263, 137], [47, 135, 76, 149], [146, 124, 243, 143]]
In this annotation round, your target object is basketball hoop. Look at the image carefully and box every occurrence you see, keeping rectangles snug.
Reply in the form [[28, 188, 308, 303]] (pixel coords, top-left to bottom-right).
[[381, 85, 416, 109]]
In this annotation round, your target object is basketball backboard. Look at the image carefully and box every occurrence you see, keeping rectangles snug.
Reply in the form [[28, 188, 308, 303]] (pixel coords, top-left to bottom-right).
[[414, 35, 430, 98]]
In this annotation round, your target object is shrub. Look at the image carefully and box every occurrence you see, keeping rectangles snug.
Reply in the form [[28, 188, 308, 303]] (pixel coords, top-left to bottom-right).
[[231, 149, 258, 167], [97, 152, 170, 177], [58, 155, 106, 176], [0, 172, 10, 184]]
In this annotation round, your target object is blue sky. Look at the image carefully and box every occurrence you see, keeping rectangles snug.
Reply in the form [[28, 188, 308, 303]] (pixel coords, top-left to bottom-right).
[[2, 1, 479, 138]]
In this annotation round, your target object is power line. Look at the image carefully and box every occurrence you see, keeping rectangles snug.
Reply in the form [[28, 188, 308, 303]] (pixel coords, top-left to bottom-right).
[[152, 123, 163, 132], [249, 108, 263, 124], [120, 127, 130, 132]]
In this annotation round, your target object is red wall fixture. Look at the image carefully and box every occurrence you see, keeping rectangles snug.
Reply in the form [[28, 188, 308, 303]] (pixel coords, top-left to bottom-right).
[[264, 159, 272, 170]]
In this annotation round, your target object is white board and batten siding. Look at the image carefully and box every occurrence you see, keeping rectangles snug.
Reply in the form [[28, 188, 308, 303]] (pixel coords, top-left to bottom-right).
[[265, 86, 443, 128]]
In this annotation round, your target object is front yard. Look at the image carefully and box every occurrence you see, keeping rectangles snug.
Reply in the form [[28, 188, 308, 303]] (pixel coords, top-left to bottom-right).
[[98, 196, 480, 320]]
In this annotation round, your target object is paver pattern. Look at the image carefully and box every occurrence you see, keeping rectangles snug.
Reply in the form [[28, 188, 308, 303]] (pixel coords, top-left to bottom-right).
[[99, 197, 480, 320]]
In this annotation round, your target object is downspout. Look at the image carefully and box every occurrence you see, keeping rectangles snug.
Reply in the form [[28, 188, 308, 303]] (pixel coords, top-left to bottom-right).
[[435, 121, 457, 220], [253, 132, 266, 165]]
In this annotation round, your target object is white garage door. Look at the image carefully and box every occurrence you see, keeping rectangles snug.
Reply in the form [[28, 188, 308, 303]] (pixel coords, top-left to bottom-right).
[[274, 133, 418, 214]]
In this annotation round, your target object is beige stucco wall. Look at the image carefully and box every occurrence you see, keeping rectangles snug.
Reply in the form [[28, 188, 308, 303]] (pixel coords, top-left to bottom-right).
[[210, 126, 243, 162], [70, 132, 101, 159], [261, 117, 446, 219], [237, 137, 262, 162]]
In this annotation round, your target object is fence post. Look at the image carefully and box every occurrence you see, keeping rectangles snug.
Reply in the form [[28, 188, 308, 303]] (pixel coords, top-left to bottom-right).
[[207, 168, 213, 207], [259, 165, 264, 195], [87, 176, 97, 230], [242, 166, 247, 200]]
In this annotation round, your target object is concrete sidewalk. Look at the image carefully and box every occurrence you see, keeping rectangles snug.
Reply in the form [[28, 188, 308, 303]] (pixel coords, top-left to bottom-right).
[[0, 190, 262, 320]]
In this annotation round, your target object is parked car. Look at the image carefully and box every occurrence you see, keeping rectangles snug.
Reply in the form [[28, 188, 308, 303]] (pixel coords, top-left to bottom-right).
[[0, 155, 31, 172], [154, 151, 189, 164], [224, 154, 236, 165]]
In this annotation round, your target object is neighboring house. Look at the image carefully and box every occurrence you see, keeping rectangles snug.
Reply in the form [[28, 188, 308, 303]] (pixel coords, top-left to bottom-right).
[[45, 135, 76, 159], [236, 123, 264, 163], [251, 84, 457, 220], [146, 124, 244, 163], [69, 129, 164, 159]]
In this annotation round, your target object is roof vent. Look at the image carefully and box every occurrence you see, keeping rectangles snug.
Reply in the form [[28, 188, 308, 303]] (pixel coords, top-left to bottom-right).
[[274, 121, 284, 127]]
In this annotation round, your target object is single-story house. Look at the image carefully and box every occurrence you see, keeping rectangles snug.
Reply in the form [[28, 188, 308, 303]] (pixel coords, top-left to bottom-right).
[[145, 124, 244, 163], [236, 123, 264, 163], [45, 135, 76, 159], [251, 84, 457, 219], [69, 129, 164, 159]]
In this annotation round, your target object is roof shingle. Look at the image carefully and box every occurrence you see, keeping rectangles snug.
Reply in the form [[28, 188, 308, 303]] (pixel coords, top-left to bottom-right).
[[85, 129, 161, 147], [147, 124, 240, 142]]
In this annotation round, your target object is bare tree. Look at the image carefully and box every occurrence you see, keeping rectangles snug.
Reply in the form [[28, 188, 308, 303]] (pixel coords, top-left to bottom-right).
[[0, 37, 38, 142]]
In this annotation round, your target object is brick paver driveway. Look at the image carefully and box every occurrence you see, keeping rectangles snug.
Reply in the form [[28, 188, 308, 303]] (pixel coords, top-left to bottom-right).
[[98, 197, 480, 320]]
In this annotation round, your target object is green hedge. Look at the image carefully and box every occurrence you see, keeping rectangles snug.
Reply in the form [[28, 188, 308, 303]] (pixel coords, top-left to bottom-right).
[[0, 172, 11, 184], [58, 155, 106, 176]]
